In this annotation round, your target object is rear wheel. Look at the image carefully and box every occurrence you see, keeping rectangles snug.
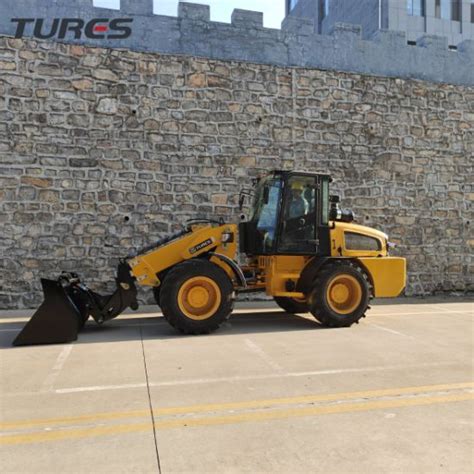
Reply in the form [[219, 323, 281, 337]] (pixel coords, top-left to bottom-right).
[[274, 296, 308, 314], [160, 259, 234, 334], [309, 261, 370, 327]]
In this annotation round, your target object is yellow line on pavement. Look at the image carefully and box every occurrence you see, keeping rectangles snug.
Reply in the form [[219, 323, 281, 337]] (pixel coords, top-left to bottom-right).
[[151, 381, 474, 416], [1, 392, 472, 445], [0, 409, 149, 430], [154, 392, 474, 430], [0, 422, 152, 445], [2, 382, 474, 429], [1, 381, 473, 430]]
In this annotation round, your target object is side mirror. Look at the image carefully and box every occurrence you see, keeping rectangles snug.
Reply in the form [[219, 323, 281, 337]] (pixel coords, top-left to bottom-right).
[[238, 193, 245, 211], [263, 186, 270, 205]]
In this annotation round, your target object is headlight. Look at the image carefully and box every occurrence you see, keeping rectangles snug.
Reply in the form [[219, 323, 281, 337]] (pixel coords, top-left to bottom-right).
[[221, 232, 234, 243]]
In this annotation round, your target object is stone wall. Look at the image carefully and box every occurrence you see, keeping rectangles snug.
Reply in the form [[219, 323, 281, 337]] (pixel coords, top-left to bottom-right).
[[0, 36, 473, 309], [0, 1, 473, 86]]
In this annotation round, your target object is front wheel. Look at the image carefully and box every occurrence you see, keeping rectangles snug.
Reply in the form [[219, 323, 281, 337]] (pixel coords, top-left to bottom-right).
[[159, 259, 234, 334], [274, 296, 308, 314], [153, 286, 161, 307], [309, 261, 370, 327]]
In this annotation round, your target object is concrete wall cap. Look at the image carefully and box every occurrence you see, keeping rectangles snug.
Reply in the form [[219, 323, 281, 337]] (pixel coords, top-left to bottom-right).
[[231, 9, 264, 27], [329, 22, 363, 39], [457, 39, 474, 54], [178, 2, 210, 21], [121, 0, 154, 16], [417, 34, 448, 50], [372, 29, 407, 45], [281, 16, 314, 35]]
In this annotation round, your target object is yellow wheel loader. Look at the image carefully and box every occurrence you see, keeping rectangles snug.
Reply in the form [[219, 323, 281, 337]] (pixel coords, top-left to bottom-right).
[[13, 171, 406, 345]]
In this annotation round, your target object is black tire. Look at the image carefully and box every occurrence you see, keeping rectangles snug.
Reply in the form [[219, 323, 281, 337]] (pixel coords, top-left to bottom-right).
[[159, 259, 234, 334], [309, 261, 371, 328], [153, 286, 161, 307], [274, 296, 308, 314], [153, 268, 172, 308]]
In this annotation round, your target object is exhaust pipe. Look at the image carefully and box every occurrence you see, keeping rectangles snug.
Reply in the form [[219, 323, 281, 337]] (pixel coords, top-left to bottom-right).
[[13, 261, 138, 346]]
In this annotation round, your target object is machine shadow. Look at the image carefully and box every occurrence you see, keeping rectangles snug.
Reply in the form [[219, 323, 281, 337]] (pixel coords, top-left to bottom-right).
[[1, 311, 325, 348]]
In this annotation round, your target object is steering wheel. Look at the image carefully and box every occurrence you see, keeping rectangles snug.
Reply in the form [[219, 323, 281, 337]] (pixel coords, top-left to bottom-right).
[[282, 212, 316, 243]]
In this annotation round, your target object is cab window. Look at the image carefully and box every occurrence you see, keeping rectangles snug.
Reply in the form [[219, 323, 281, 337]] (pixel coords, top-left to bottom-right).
[[251, 176, 282, 253], [278, 176, 318, 253]]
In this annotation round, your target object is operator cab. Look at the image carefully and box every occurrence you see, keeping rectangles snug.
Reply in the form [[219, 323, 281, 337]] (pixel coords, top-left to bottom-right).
[[239, 171, 331, 256]]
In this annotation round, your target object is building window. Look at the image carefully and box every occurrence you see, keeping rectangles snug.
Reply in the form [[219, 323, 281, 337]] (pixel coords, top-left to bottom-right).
[[288, 0, 300, 12], [407, 0, 425, 16], [452, 1, 461, 21], [471, 1, 474, 22], [319, 0, 330, 19], [435, 0, 462, 21]]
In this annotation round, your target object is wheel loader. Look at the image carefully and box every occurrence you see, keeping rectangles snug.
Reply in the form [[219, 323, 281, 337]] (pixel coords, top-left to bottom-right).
[[13, 170, 406, 346]]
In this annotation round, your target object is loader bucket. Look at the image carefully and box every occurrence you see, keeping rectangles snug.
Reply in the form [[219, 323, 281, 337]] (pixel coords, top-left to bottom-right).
[[13, 279, 85, 346]]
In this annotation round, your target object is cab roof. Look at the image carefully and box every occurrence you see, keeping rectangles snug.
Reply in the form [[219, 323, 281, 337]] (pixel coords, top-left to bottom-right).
[[270, 170, 332, 181]]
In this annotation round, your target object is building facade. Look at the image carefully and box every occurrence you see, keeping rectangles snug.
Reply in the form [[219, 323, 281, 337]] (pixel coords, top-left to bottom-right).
[[287, 0, 474, 44]]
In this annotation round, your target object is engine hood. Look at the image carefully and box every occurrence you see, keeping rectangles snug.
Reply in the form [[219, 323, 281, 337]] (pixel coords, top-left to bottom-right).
[[329, 221, 389, 257], [331, 221, 388, 241]]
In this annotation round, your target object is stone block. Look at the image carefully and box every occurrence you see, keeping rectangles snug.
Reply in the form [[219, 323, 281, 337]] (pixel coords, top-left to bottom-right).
[[231, 9, 263, 28], [93, 69, 119, 82], [417, 34, 448, 51], [121, 0, 153, 15], [178, 2, 210, 21], [96, 98, 117, 115], [281, 16, 314, 36], [72, 79, 93, 90], [20, 176, 52, 188]]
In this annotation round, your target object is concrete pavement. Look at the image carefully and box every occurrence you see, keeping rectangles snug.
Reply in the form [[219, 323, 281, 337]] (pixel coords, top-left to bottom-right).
[[1, 298, 473, 473]]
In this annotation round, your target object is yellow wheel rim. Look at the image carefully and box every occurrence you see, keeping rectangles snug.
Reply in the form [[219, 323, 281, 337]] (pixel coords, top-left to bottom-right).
[[326, 274, 362, 315], [177, 276, 221, 321]]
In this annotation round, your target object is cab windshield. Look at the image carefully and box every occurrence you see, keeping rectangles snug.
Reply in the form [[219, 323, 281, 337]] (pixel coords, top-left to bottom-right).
[[251, 176, 282, 252]]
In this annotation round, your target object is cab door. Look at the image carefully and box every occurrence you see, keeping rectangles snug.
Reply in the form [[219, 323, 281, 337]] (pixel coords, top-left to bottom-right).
[[277, 175, 319, 254]]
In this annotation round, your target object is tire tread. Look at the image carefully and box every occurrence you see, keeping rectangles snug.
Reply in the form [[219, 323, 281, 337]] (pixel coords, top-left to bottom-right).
[[310, 260, 371, 328], [159, 259, 234, 335]]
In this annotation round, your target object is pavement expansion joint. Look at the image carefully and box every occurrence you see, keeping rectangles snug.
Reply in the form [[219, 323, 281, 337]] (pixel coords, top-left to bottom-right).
[[139, 324, 162, 473]]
